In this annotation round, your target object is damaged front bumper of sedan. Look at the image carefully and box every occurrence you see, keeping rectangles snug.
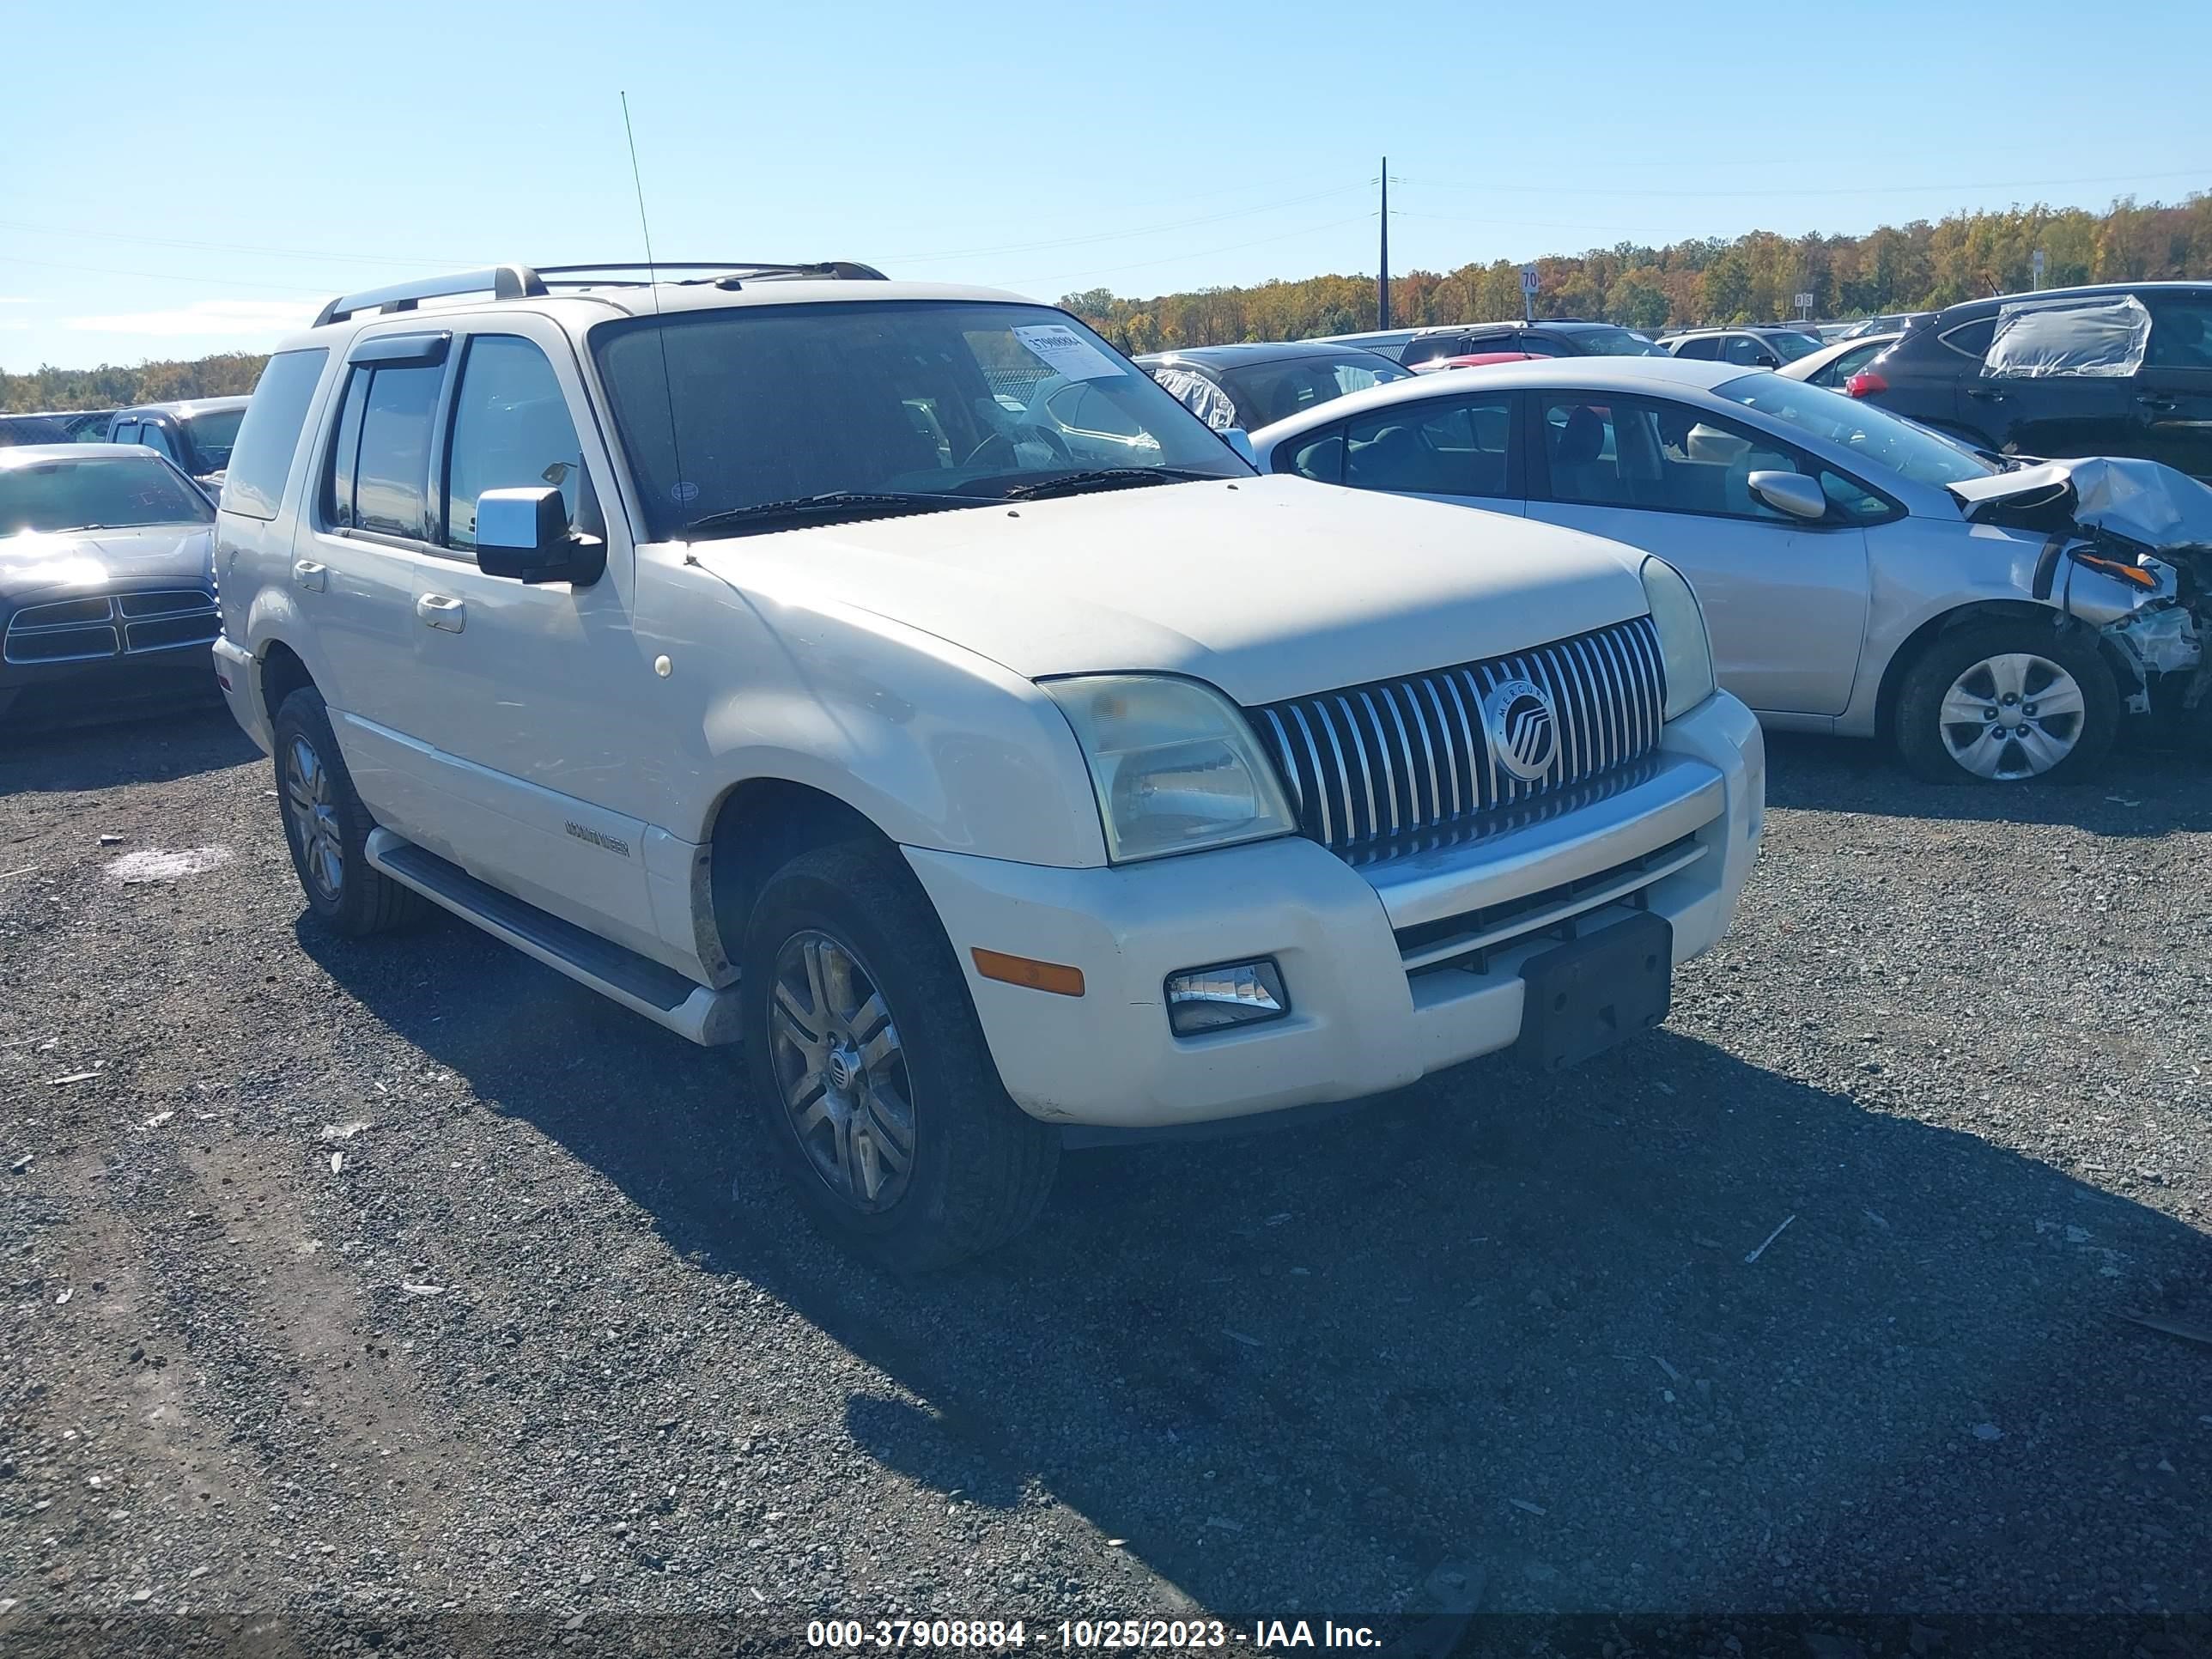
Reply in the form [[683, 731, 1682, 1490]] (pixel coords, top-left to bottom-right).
[[1949, 456, 2212, 729]]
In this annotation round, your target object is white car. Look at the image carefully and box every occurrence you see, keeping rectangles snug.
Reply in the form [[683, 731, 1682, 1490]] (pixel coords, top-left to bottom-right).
[[1249, 357, 2210, 782], [210, 262, 1763, 1267]]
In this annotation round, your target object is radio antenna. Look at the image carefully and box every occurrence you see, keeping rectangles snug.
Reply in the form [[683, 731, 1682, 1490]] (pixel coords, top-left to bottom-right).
[[621, 90, 687, 532]]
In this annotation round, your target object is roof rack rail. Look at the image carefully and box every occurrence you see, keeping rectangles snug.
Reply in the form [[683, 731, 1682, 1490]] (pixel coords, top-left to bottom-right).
[[313, 259, 887, 329]]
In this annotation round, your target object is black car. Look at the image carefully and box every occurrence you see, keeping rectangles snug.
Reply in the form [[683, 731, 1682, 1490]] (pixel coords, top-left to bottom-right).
[[0, 414, 78, 447], [1850, 282, 2212, 480], [105, 397, 251, 490], [1134, 341, 1411, 431], [1659, 325, 1826, 368], [1397, 318, 1666, 368], [0, 444, 221, 731]]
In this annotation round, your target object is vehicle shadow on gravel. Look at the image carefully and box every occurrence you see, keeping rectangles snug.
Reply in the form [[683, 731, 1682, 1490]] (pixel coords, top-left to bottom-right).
[[0, 706, 256, 795], [299, 914, 2212, 1619], [1765, 731, 2212, 836]]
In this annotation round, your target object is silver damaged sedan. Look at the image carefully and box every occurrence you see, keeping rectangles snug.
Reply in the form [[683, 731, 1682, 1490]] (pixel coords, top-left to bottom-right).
[[1249, 356, 2209, 782]]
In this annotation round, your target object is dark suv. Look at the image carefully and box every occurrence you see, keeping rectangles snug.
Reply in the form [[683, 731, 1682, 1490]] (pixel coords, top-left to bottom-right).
[[1397, 319, 1665, 368], [105, 397, 250, 490], [1850, 282, 2212, 480]]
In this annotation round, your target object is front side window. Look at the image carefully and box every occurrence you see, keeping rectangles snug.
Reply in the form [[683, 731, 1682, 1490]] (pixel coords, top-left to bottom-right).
[[326, 363, 442, 539], [1722, 334, 1771, 366], [0, 452, 214, 536], [1277, 423, 1346, 485], [443, 336, 586, 550], [1713, 373, 1994, 490], [1762, 331, 1824, 362], [1540, 393, 1853, 522], [1343, 392, 1514, 498], [2146, 298, 2212, 369], [1811, 342, 1886, 388], [593, 301, 1245, 540], [223, 349, 329, 520], [179, 406, 246, 472]]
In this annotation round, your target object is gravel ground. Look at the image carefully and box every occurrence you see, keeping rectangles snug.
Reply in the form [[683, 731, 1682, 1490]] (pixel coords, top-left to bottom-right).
[[2, 711, 2209, 1654]]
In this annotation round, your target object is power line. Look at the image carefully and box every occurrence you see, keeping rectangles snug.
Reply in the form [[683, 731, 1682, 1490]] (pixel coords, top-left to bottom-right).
[[0, 217, 483, 271], [882, 182, 1368, 264], [995, 213, 1375, 293], [0, 252, 331, 295], [1396, 167, 2212, 201]]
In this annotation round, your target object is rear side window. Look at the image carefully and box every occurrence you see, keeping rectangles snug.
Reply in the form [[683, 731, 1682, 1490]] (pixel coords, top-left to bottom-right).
[[1400, 335, 1462, 368], [1938, 316, 1998, 357], [222, 348, 329, 520], [326, 363, 443, 539], [137, 422, 179, 463], [1673, 337, 1721, 361], [1344, 392, 1514, 497]]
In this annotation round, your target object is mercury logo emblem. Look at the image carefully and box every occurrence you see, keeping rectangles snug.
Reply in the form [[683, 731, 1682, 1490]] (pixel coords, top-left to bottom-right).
[[1481, 678, 1559, 782]]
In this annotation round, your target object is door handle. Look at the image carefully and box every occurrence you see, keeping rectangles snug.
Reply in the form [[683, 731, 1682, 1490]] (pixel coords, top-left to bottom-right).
[[416, 593, 466, 634], [1965, 387, 2008, 402], [292, 559, 327, 592], [2136, 394, 2179, 410]]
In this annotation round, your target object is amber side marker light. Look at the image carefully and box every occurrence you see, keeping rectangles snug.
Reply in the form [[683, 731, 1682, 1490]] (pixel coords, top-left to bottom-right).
[[971, 947, 1085, 998], [2075, 553, 2158, 588]]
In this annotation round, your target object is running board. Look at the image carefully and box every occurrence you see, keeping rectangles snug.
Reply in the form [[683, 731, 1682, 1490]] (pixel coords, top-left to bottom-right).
[[364, 829, 743, 1047]]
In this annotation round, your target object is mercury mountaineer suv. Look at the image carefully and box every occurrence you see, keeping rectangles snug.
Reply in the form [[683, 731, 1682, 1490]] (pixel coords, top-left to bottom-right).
[[210, 260, 1765, 1268]]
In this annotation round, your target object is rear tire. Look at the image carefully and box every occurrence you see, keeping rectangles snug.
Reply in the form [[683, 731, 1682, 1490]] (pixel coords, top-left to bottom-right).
[[270, 686, 426, 935], [740, 839, 1059, 1272], [1893, 619, 2118, 784]]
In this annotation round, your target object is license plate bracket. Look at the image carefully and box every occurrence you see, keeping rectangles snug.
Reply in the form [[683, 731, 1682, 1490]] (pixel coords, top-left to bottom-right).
[[1514, 912, 1674, 1072]]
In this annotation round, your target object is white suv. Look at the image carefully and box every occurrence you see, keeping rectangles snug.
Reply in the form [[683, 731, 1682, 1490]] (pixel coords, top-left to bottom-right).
[[210, 261, 1765, 1267]]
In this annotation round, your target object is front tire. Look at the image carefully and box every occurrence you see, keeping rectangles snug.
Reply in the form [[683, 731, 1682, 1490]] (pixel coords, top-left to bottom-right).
[[1893, 620, 2118, 784], [270, 687, 426, 935], [740, 840, 1059, 1272]]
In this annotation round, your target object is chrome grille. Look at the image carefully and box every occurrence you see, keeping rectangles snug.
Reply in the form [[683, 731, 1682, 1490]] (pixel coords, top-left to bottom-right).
[[3, 589, 216, 665], [1248, 616, 1665, 866]]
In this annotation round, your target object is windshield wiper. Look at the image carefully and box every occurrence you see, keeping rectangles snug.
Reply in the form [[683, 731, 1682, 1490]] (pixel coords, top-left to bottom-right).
[[997, 467, 1224, 502], [680, 490, 986, 540]]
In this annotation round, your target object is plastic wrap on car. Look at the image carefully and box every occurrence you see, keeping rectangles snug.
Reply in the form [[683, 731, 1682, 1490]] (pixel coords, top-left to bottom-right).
[[1147, 368, 1238, 432], [1982, 295, 2150, 379]]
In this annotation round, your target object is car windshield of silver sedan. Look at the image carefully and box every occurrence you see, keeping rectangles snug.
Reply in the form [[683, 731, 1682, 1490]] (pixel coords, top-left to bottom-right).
[[593, 301, 1249, 539], [1715, 373, 1996, 489], [0, 453, 214, 536]]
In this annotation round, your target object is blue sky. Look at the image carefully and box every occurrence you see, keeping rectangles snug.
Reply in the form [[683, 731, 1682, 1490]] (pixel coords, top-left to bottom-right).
[[3, 0, 2209, 370]]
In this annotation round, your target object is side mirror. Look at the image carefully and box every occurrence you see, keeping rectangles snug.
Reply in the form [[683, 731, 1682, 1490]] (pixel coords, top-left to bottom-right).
[[1747, 470, 1828, 521], [1755, 352, 1781, 368], [474, 486, 605, 586], [1221, 428, 1257, 466]]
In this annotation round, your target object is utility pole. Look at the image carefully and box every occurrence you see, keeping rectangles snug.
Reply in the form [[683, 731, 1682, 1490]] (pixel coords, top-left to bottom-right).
[[1377, 156, 1390, 332]]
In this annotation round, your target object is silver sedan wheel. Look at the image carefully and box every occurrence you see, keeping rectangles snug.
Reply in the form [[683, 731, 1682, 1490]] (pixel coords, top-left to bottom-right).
[[767, 929, 915, 1214], [283, 735, 344, 900], [1937, 652, 2087, 781]]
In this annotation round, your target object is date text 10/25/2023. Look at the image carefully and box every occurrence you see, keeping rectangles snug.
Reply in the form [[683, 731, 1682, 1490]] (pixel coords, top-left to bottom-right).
[[804, 1619, 1384, 1650]]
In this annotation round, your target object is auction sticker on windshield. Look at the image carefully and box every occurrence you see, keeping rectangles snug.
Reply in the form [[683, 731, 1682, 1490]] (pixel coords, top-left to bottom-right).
[[1013, 324, 1122, 380]]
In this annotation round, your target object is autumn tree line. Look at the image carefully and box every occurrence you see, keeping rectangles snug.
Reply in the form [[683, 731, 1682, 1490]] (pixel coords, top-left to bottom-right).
[[1, 351, 267, 415], [1060, 193, 2212, 354], [6, 194, 2209, 407]]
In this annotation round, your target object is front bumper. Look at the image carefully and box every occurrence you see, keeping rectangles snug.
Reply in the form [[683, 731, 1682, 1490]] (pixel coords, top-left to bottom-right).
[[907, 690, 1765, 1130], [0, 645, 222, 732]]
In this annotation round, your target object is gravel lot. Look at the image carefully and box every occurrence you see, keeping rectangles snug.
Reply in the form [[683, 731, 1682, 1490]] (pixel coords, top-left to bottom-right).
[[3, 711, 2209, 1652]]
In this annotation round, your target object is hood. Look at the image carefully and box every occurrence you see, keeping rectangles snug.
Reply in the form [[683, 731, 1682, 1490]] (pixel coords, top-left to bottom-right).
[[1948, 456, 2212, 553], [0, 523, 215, 606], [690, 475, 1650, 706]]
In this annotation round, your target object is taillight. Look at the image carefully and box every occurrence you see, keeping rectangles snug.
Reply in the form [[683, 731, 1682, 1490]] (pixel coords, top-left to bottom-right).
[[1844, 369, 1887, 398]]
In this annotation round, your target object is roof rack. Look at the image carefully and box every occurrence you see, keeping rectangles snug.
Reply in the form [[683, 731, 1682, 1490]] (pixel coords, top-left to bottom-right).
[[313, 260, 889, 329]]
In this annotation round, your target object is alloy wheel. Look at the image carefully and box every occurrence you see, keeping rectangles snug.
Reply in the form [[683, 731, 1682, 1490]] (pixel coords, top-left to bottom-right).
[[1936, 652, 2087, 781], [283, 735, 344, 900], [767, 929, 916, 1213]]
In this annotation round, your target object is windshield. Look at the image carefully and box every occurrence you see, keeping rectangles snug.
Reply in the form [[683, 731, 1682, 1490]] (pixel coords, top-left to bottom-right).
[[179, 406, 246, 472], [1715, 373, 1996, 487], [1215, 353, 1411, 428], [0, 453, 214, 535], [1570, 326, 1670, 357], [593, 301, 1249, 539]]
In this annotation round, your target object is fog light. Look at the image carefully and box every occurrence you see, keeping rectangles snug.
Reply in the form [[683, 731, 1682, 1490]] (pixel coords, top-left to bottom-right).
[[1164, 959, 1288, 1036]]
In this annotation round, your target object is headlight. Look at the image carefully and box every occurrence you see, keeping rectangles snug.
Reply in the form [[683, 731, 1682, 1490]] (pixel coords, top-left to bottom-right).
[[1640, 556, 1716, 720], [1043, 674, 1297, 863]]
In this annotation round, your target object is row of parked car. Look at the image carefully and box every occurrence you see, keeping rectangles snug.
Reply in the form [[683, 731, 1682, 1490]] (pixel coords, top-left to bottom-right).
[[0, 397, 248, 492], [1, 259, 2205, 1267]]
